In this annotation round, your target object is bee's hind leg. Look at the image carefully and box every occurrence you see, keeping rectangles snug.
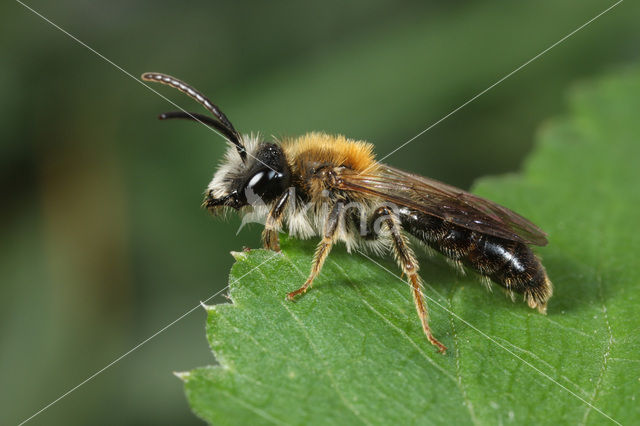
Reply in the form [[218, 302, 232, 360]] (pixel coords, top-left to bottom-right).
[[375, 206, 447, 354], [287, 202, 343, 301], [262, 191, 290, 252]]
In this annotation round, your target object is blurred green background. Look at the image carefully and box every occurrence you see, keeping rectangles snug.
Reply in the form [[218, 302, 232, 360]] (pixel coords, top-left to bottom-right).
[[1, 1, 638, 424]]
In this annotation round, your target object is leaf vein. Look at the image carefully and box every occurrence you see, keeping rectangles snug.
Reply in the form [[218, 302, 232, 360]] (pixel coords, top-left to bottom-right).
[[448, 285, 479, 425], [580, 273, 615, 426], [330, 259, 456, 383], [256, 262, 372, 426]]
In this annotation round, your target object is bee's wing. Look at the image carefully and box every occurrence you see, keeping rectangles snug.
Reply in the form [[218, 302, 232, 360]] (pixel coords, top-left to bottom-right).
[[338, 164, 548, 246]]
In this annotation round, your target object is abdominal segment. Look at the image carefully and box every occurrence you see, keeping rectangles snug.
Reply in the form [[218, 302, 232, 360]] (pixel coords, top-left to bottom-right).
[[398, 208, 552, 311]]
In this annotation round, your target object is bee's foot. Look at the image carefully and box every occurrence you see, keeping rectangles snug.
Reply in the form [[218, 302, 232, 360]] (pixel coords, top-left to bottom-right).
[[432, 339, 447, 354], [286, 284, 311, 301]]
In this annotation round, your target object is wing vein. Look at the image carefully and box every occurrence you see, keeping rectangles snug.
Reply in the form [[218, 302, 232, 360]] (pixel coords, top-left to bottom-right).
[[337, 164, 548, 246]]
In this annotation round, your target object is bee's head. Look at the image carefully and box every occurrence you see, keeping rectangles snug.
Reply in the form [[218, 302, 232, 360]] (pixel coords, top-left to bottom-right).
[[204, 136, 291, 212], [140, 72, 291, 213]]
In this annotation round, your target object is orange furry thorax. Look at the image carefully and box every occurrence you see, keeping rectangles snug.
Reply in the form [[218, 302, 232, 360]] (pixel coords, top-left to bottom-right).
[[282, 132, 378, 176]]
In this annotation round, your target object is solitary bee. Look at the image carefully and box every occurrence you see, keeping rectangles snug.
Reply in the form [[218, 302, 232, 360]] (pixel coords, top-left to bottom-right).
[[142, 72, 552, 353]]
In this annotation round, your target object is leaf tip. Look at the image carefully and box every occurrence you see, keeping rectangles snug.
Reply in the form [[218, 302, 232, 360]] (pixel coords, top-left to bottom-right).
[[173, 371, 191, 381], [230, 250, 249, 261], [200, 300, 216, 312]]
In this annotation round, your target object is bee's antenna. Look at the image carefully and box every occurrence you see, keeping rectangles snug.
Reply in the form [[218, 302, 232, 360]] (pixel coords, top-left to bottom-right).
[[157, 111, 238, 144], [141, 72, 246, 161]]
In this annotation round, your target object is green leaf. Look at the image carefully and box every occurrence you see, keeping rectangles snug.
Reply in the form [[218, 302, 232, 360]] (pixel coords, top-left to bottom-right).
[[181, 66, 640, 425]]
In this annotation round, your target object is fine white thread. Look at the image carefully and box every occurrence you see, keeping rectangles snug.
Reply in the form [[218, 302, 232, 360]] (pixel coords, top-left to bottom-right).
[[13, 1, 624, 424], [366, 0, 624, 173], [358, 250, 621, 426], [14, 0, 277, 173], [17, 254, 277, 425]]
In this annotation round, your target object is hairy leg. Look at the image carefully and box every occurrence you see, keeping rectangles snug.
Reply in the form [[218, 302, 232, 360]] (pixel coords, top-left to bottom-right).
[[287, 202, 343, 300], [375, 206, 447, 353], [262, 191, 290, 252]]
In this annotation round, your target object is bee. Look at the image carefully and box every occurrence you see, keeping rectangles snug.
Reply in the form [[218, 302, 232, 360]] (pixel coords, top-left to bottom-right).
[[142, 72, 553, 353]]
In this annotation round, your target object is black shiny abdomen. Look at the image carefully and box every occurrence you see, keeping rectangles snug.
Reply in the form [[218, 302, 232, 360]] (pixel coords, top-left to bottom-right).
[[398, 207, 547, 296]]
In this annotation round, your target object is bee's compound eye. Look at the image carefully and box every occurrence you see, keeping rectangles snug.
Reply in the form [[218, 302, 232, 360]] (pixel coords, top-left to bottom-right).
[[247, 171, 266, 189], [245, 170, 284, 202]]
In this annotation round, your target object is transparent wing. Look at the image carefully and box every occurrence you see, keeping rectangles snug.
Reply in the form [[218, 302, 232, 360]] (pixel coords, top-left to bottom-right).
[[338, 164, 548, 246]]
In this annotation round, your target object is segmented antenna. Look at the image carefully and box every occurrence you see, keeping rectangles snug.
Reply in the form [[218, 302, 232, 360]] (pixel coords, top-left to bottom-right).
[[158, 111, 238, 144], [141, 72, 246, 161]]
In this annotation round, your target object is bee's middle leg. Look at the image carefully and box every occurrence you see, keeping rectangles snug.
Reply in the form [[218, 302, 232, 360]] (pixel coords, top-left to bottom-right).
[[287, 202, 343, 301]]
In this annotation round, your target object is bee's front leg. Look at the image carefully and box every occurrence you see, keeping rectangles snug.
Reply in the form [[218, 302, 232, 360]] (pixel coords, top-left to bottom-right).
[[262, 191, 290, 252], [287, 202, 343, 300]]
